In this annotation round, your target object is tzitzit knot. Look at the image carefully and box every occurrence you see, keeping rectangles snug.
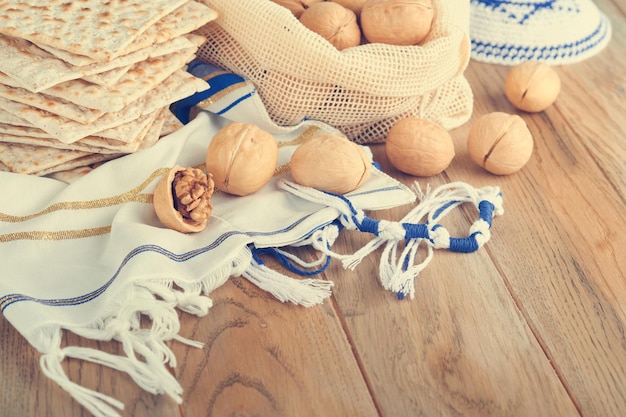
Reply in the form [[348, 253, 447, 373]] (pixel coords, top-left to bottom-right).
[[429, 225, 450, 249], [377, 220, 406, 241], [470, 219, 491, 248]]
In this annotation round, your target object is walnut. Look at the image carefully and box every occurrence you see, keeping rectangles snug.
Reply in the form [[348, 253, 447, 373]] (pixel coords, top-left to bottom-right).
[[360, 0, 434, 46], [385, 117, 455, 177], [330, 0, 368, 15], [205, 122, 278, 196], [299, 2, 362, 50], [290, 133, 371, 194], [467, 112, 534, 175], [271, 0, 325, 18], [505, 61, 561, 113], [154, 166, 215, 233]]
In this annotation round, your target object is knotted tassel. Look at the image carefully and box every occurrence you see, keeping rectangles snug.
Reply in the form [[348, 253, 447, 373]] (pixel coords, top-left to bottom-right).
[[278, 179, 504, 299], [364, 181, 503, 299]]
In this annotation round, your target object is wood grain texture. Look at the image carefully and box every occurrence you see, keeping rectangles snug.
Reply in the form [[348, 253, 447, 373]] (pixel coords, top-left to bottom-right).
[[172, 275, 378, 417], [1, 0, 625, 416]]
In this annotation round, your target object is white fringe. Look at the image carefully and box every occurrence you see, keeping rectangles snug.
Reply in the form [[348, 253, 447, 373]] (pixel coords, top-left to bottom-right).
[[242, 258, 333, 307], [40, 351, 126, 417], [32, 246, 259, 417]]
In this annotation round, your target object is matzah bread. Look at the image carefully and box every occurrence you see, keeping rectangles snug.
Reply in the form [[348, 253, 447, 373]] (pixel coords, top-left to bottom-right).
[[0, 110, 161, 155], [0, 132, 126, 155], [0, 96, 148, 144], [41, 48, 198, 112], [0, 33, 203, 94], [0, 34, 153, 93], [0, 70, 208, 143], [87, 110, 160, 143], [136, 107, 168, 151], [0, 73, 105, 124], [0, 35, 204, 123], [47, 166, 95, 184], [0, 0, 189, 61], [0, 141, 92, 175], [36, 2, 217, 66], [0, 1, 217, 176], [33, 153, 122, 177], [81, 65, 134, 88], [45, 108, 168, 183], [0, 122, 51, 140], [160, 110, 185, 137], [0, 109, 38, 129]]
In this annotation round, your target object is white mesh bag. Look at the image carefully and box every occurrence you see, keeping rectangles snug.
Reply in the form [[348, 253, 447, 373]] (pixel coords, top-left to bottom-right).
[[195, 0, 473, 143]]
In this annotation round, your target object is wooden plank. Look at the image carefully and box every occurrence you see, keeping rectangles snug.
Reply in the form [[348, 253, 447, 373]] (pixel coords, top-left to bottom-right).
[[321, 1, 626, 414], [172, 276, 379, 417], [0, 316, 181, 417], [441, 4, 626, 414], [326, 148, 580, 417]]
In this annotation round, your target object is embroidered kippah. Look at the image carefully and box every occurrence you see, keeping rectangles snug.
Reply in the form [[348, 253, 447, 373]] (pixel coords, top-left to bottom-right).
[[470, 0, 612, 65]]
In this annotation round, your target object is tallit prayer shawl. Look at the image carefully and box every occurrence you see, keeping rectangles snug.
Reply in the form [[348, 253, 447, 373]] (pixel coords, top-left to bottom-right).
[[0, 84, 503, 416]]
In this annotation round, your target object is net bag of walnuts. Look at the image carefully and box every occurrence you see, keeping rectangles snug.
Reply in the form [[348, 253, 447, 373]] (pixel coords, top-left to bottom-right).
[[194, 0, 473, 144]]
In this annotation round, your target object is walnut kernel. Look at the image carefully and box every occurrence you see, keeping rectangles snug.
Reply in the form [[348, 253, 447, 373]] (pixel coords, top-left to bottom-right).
[[154, 166, 215, 233]]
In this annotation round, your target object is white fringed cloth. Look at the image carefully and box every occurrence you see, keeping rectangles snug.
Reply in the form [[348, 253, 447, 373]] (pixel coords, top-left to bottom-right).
[[0, 111, 418, 416], [0, 108, 503, 415]]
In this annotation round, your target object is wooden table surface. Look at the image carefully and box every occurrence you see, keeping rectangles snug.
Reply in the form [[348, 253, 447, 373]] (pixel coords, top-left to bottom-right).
[[2, 1, 625, 416]]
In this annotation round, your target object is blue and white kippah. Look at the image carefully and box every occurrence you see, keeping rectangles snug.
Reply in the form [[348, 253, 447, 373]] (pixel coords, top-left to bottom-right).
[[470, 0, 612, 65]]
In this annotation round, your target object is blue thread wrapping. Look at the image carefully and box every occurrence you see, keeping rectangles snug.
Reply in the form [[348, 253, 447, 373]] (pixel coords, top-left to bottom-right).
[[448, 233, 481, 253], [326, 190, 358, 214], [478, 200, 495, 227], [358, 216, 380, 236], [252, 246, 331, 276], [402, 223, 429, 240]]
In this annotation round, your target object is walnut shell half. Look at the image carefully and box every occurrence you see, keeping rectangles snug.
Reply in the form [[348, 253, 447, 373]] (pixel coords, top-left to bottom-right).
[[154, 166, 215, 233]]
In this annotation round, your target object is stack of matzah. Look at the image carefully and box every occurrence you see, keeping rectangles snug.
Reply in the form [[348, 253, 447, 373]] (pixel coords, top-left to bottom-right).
[[0, 0, 217, 178]]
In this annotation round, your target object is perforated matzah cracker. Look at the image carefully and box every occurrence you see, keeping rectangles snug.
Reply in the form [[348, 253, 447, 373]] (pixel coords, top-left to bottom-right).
[[0, 110, 161, 154], [0, 70, 208, 143], [0, 34, 203, 93], [41, 48, 198, 112], [0, 141, 92, 175], [0, 72, 105, 124], [0, 0, 189, 61], [36, 2, 217, 66], [82, 65, 133, 87]]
